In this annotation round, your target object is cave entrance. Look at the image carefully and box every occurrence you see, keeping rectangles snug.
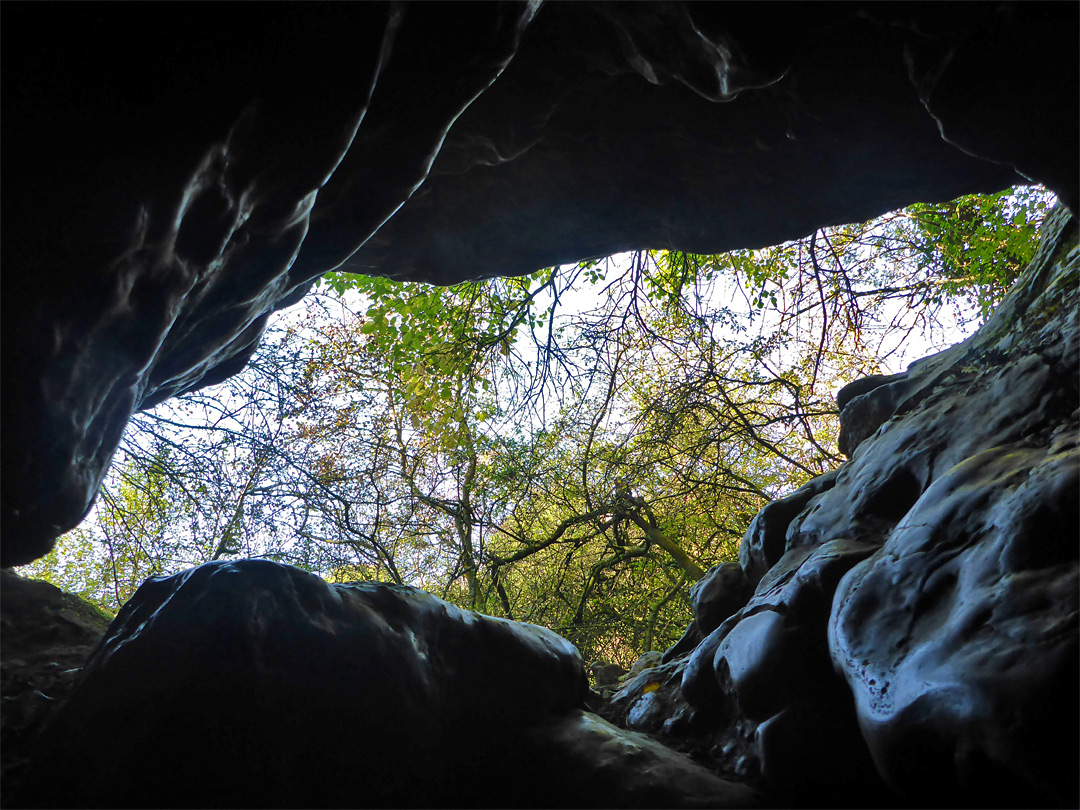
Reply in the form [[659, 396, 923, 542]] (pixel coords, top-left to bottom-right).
[[16, 185, 1056, 669]]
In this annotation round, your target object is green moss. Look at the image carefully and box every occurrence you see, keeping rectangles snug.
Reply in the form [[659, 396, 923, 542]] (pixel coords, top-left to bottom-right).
[[58, 590, 115, 629]]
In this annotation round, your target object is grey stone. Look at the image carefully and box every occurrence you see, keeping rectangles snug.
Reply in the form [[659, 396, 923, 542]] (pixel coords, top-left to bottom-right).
[[11, 560, 587, 808]]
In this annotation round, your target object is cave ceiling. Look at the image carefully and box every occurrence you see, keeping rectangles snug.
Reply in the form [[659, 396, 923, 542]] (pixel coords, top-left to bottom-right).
[[1, 1, 1077, 567]]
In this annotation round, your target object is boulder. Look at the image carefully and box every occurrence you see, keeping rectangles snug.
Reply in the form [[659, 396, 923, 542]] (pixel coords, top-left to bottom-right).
[[590, 661, 629, 688], [626, 651, 665, 679], [836, 373, 911, 459], [663, 562, 753, 663], [11, 559, 587, 808], [737, 469, 841, 584], [521, 710, 766, 808]]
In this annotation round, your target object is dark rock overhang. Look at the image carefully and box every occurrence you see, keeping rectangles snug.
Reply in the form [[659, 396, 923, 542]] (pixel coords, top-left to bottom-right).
[[1, 1, 1077, 567]]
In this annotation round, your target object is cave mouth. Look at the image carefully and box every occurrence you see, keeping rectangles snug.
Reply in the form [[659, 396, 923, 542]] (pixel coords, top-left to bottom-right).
[[1, 3, 1077, 806], [13, 186, 1057, 663]]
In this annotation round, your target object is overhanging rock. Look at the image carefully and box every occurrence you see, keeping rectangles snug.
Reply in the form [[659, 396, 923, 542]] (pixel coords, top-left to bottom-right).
[[1, 2, 1076, 568]]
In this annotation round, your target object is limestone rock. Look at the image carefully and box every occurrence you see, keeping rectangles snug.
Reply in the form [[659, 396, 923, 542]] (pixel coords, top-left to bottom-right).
[[830, 442, 1079, 807], [685, 541, 888, 804], [899, 1, 1080, 213], [663, 562, 752, 663], [785, 211, 1077, 804], [737, 468, 840, 584], [0, 2, 537, 566], [11, 559, 587, 808], [824, 230, 1080, 808], [789, 208, 1079, 560], [604, 656, 701, 740], [626, 650, 664, 679], [836, 372, 911, 458], [690, 563, 753, 638], [590, 661, 629, 688]]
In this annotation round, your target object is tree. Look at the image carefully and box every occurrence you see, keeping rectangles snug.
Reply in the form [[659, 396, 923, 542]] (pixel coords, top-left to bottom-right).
[[19, 186, 1056, 664]]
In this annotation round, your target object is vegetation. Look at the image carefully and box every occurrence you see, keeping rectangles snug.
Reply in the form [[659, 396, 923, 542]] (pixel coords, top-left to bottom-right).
[[20, 185, 1054, 668]]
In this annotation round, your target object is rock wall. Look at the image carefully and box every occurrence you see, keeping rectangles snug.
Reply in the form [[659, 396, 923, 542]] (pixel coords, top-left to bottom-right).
[[604, 207, 1080, 808], [2, 1, 1077, 566]]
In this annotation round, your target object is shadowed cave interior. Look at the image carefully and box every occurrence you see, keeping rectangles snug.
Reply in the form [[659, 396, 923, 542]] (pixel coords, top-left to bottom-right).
[[1, 2, 1078, 807]]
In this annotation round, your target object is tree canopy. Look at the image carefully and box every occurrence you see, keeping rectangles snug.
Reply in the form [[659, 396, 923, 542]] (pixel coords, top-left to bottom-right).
[[20, 185, 1054, 667]]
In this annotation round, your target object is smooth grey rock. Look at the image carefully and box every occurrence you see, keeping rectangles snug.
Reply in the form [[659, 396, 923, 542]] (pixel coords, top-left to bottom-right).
[[668, 540, 888, 803], [738, 468, 841, 583], [830, 442, 1079, 807], [837, 374, 911, 458], [690, 563, 753, 637], [835, 372, 908, 413], [643, 212, 1079, 801], [663, 563, 752, 663], [11, 559, 587, 808], [604, 656, 698, 737]]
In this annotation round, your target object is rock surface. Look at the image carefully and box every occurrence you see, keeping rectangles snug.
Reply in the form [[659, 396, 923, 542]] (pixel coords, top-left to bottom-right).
[[11, 560, 587, 808], [662, 562, 753, 662], [522, 710, 765, 809], [8, 560, 762, 809], [827, 210, 1080, 807], [605, 207, 1080, 807], [4, 1, 1078, 566], [0, 571, 112, 795]]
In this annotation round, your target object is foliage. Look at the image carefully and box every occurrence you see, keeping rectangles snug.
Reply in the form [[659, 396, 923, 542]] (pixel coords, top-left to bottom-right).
[[20, 185, 1055, 667]]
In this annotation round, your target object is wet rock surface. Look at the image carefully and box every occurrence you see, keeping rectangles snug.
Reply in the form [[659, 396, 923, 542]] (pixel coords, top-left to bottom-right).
[[824, 211, 1080, 807], [831, 442, 1079, 807], [4, 1, 1077, 566], [10, 560, 587, 808], [596, 210, 1079, 807]]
